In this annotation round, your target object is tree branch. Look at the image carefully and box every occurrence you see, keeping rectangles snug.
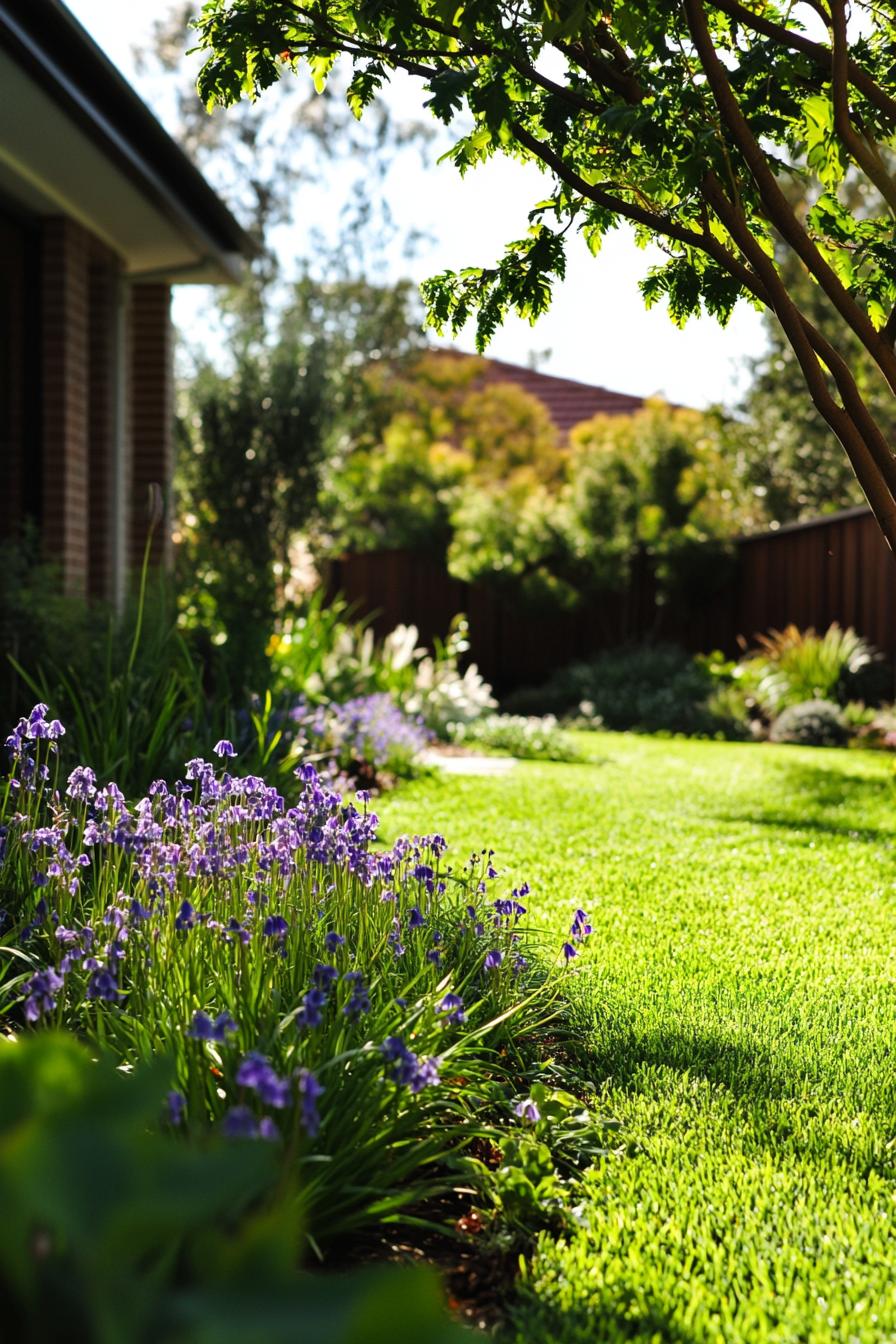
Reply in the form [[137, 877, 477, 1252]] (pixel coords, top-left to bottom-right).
[[683, 0, 896, 396], [510, 122, 710, 251], [703, 173, 896, 535], [708, 0, 896, 123], [829, 0, 896, 213], [556, 36, 645, 104]]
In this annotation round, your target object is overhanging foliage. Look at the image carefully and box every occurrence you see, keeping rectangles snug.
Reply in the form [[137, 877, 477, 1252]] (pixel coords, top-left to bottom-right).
[[195, 2, 896, 547]]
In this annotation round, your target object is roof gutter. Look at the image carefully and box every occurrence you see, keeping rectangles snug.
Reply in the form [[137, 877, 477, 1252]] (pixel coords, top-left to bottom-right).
[[0, 1, 255, 278]]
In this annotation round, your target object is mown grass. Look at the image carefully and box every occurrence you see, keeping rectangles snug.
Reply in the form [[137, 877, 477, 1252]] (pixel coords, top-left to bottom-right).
[[377, 733, 896, 1343]]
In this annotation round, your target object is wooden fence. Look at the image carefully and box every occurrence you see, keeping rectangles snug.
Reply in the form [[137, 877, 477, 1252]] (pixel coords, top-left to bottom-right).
[[326, 505, 896, 692]]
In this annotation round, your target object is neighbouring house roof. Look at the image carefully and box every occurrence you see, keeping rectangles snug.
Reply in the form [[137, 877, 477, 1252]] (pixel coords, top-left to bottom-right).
[[0, 0, 254, 281], [476, 357, 648, 434], [433, 349, 647, 435]]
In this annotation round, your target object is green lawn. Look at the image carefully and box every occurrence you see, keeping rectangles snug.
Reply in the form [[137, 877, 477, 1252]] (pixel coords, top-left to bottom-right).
[[376, 734, 896, 1344]]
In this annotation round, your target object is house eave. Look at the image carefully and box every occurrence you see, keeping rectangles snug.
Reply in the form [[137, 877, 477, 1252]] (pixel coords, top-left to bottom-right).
[[0, 0, 255, 283]]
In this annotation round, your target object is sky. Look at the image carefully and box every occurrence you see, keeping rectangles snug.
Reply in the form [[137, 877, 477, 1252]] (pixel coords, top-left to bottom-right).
[[67, 0, 769, 409]]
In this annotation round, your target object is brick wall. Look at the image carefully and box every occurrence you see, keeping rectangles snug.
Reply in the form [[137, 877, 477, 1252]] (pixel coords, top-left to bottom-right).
[[41, 218, 90, 594], [0, 217, 27, 542], [129, 283, 173, 571], [40, 219, 135, 600], [3, 220, 176, 600], [87, 252, 122, 600]]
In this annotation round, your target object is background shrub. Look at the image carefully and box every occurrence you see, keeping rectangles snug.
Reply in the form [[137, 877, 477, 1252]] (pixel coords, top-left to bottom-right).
[[768, 699, 850, 748], [504, 644, 731, 737], [273, 610, 495, 737], [448, 714, 583, 762], [737, 624, 888, 716]]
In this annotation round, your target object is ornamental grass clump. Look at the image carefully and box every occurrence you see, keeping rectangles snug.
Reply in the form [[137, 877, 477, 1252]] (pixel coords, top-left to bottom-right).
[[0, 705, 587, 1250]]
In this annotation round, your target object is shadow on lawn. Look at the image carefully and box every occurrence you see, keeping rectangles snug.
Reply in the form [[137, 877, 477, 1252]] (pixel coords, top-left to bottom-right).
[[509, 1294, 700, 1344], [712, 756, 896, 846], [581, 1020, 802, 1104], [569, 1011, 896, 1175]]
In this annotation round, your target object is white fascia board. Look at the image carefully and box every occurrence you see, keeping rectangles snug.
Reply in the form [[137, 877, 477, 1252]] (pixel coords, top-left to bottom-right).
[[0, 49, 237, 284]]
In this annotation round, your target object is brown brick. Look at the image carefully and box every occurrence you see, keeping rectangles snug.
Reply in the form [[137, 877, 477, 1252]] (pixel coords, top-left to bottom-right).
[[128, 284, 173, 571]]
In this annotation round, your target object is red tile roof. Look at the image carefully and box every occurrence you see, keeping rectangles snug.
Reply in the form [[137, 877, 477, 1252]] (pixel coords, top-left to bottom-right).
[[433, 349, 646, 436]]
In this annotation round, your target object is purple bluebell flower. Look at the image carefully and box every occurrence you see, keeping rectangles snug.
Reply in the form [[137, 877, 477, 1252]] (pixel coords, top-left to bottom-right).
[[388, 929, 406, 959], [381, 1036, 416, 1087], [213, 740, 237, 759], [227, 917, 250, 945], [87, 967, 121, 1002], [263, 915, 289, 939], [222, 1105, 260, 1139], [437, 993, 466, 1024], [66, 765, 96, 802], [167, 1091, 186, 1125], [381, 1036, 441, 1093], [4, 716, 28, 756], [297, 1068, 323, 1137], [187, 1010, 237, 1042], [562, 942, 579, 962], [236, 1052, 290, 1107], [484, 949, 503, 971], [296, 987, 328, 1030], [26, 704, 50, 740], [407, 906, 425, 929], [324, 930, 345, 951], [312, 962, 339, 990], [175, 900, 196, 932], [514, 1098, 541, 1124], [411, 1056, 441, 1093], [343, 971, 370, 1018], [22, 967, 64, 1022], [570, 908, 592, 942]]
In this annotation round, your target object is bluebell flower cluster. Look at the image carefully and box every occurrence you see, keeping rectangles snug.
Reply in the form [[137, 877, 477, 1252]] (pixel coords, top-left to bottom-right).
[[381, 1037, 442, 1093], [563, 906, 593, 963], [0, 705, 589, 1178], [236, 1052, 291, 1108], [286, 692, 430, 782], [188, 1010, 237, 1042], [437, 993, 466, 1024]]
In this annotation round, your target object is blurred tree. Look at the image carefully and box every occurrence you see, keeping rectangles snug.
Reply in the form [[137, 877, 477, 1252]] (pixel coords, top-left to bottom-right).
[[133, 6, 433, 691], [733, 189, 896, 524], [566, 401, 754, 603], [196, 1, 896, 553], [176, 276, 424, 692], [319, 352, 566, 562], [446, 400, 752, 610], [447, 482, 578, 608]]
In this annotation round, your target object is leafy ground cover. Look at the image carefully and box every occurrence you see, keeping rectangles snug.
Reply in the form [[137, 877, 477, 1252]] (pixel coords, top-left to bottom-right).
[[376, 732, 896, 1343]]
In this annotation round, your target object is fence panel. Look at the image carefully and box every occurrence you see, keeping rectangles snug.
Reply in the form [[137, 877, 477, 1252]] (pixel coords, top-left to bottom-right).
[[326, 508, 896, 691]]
